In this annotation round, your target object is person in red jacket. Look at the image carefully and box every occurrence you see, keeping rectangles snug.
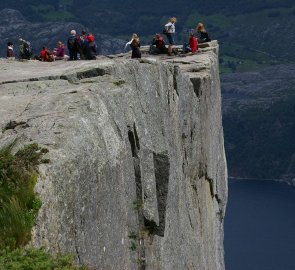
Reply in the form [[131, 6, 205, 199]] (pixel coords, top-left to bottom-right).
[[183, 32, 198, 54], [39, 46, 54, 62]]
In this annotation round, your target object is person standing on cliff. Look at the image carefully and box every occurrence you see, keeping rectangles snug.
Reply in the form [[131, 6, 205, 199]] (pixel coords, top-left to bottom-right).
[[6, 41, 14, 59], [164, 17, 177, 56], [67, 30, 78, 61]]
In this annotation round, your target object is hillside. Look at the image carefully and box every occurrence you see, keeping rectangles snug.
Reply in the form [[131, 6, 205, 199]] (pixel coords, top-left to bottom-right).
[[222, 64, 295, 183], [0, 0, 294, 71], [0, 9, 125, 56]]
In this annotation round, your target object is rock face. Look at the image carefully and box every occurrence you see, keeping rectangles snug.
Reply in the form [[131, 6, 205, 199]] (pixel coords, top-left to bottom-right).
[[0, 9, 125, 56], [0, 42, 227, 270]]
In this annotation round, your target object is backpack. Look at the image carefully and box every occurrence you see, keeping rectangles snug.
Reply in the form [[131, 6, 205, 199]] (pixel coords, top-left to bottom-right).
[[19, 41, 32, 59], [24, 42, 32, 58], [87, 34, 95, 43]]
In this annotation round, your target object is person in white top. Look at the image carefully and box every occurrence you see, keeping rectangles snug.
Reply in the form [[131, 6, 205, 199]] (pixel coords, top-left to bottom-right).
[[164, 17, 177, 55]]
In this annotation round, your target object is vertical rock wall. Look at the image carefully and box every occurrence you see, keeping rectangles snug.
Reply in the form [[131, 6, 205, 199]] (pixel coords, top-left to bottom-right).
[[0, 42, 227, 270]]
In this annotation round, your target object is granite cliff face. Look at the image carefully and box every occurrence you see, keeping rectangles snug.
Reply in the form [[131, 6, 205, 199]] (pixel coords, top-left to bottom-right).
[[0, 42, 227, 269]]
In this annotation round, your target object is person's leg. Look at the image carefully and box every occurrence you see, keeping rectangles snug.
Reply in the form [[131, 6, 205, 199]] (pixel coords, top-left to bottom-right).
[[73, 50, 78, 60], [69, 49, 73, 60], [170, 34, 175, 55], [182, 43, 188, 53], [167, 34, 173, 55]]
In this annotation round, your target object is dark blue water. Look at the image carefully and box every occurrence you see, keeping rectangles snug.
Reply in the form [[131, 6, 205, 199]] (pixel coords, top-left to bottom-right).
[[225, 179, 295, 270]]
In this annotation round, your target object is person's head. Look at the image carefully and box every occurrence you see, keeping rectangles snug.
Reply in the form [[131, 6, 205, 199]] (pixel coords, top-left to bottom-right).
[[81, 30, 87, 36], [196, 23, 206, 32], [155, 33, 160, 39], [7, 41, 13, 47], [57, 41, 63, 47], [189, 32, 195, 38], [132, 33, 138, 39], [70, 30, 76, 36], [42, 46, 46, 50], [131, 33, 139, 45], [88, 33, 95, 42], [169, 17, 177, 23]]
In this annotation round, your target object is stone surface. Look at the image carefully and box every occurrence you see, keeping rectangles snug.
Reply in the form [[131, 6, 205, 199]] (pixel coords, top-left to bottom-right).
[[0, 42, 227, 270]]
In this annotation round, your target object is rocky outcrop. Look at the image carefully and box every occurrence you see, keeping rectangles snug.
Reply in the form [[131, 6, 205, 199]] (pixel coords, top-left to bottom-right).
[[0, 42, 227, 269], [0, 9, 125, 56]]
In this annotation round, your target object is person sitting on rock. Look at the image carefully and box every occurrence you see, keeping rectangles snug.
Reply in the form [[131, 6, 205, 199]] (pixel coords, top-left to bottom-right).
[[67, 30, 78, 61], [125, 33, 141, 59], [19, 38, 33, 59], [149, 33, 167, 54], [39, 46, 54, 62], [196, 22, 211, 43], [182, 32, 198, 54], [53, 41, 68, 60], [6, 41, 14, 59]]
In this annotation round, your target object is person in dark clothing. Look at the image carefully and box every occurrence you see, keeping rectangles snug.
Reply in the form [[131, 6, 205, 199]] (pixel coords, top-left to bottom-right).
[[126, 33, 141, 59], [149, 33, 168, 54], [7, 41, 14, 58], [86, 33, 97, 60], [77, 30, 89, 60], [196, 23, 211, 43], [67, 30, 78, 60], [19, 38, 33, 59]]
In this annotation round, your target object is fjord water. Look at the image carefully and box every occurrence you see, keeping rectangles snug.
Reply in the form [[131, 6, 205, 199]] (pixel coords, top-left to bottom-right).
[[225, 179, 295, 270]]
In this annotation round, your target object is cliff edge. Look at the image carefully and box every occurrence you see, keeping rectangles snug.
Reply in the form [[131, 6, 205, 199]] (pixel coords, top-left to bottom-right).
[[0, 42, 227, 270]]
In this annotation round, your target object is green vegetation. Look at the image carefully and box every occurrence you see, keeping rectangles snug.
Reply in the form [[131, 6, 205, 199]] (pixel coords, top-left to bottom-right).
[[128, 231, 138, 251], [183, 7, 295, 73], [0, 248, 87, 270], [0, 143, 86, 270], [43, 11, 75, 21], [0, 143, 48, 249], [131, 199, 143, 211]]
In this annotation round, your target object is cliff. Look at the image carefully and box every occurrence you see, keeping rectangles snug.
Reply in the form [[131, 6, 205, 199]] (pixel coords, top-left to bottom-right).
[[0, 42, 227, 270]]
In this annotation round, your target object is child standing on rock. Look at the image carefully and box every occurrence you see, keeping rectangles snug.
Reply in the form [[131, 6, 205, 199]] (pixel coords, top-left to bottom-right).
[[164, 17, 177, 56], [6, 41, 14, 58]]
